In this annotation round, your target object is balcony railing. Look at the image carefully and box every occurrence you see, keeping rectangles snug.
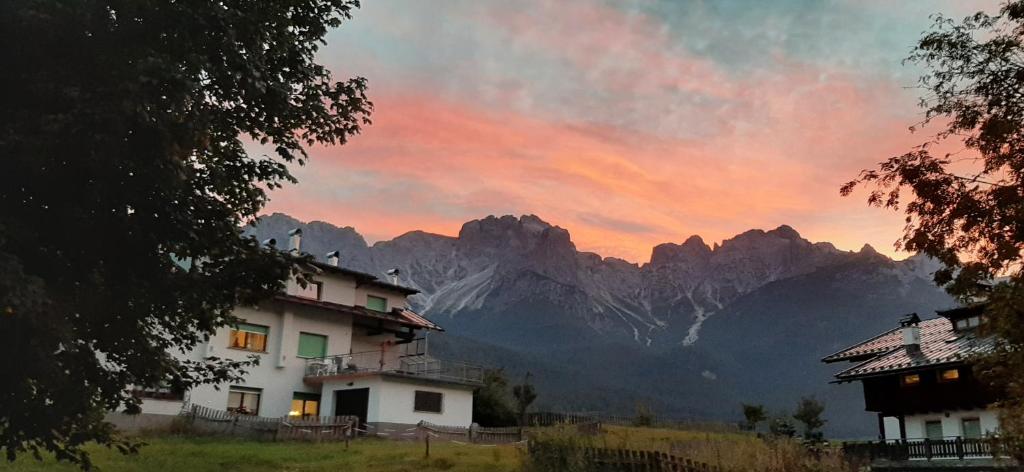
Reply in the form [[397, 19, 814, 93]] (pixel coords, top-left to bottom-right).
[[303, 350, 484, 385], [843, 437, 1004, 461]]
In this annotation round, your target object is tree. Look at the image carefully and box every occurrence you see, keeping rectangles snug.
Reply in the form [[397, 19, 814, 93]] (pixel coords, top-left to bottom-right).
[[741, 403, 768, 432], [0, 1, 371, 467], [792, 397, 826, 440], [841, 0, 1024, 460], [473, 369, 518, 427], [632, 401, 655, 427], [512, 372, 538, 428], [769, 416, 797, 438]]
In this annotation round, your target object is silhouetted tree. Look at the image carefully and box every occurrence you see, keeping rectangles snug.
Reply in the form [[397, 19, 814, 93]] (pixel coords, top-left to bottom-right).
[[473, 369, 518, 427], [0, 0, 371, 468], [842, 1, 1024, 460], [769, 416, 797, 438], [792, 397, 826, 440], [513, 372, 538, 428], [633, 402, 655, 427], [741, 403, 768, 432]]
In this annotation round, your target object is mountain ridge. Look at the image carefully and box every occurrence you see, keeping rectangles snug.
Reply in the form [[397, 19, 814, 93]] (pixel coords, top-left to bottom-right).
[[248, 212, 953, 436]]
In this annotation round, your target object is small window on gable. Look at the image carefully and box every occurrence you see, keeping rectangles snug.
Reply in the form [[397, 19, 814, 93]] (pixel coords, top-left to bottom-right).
[[414, 390, 443, 413], [901, 373, 921, 387], [297, 332, 327, 359], [366, 295, 387, 312], [297, 280, 322, 300], [939, 368, 960, 382]]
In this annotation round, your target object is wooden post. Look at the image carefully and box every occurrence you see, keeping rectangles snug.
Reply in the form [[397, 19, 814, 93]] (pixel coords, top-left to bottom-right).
[[955, 437, 964, 460], [424, 433, 430, 458]]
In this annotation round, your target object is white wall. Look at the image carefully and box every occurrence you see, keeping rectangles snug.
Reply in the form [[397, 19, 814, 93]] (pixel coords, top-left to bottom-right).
[[883, 409, 1000, 440], [321, 376, 474, 427], [172, 302, 356, 418]]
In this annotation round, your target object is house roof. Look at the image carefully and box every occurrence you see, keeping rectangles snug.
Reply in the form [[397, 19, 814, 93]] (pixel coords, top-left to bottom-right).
[[292, 258, 420, 295], [825, 317, 995, 381], [276, 294, 443, 331]]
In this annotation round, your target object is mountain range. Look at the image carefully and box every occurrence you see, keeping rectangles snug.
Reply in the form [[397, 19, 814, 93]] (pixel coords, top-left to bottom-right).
[[248, 213, 954, 437]]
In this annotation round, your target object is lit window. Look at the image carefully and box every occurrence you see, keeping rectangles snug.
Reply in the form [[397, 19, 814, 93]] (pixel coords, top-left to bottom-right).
[[289, 392, 320, 418], [297, 332, 327, 358], [413, 390, 443, 413], [227, 386, 262, 416], [939, 369, 960, 382], [901, 374, 921, 386], [296, 280, 322, 300], [229, 323, 269, 352], [366, 295, 387, 312]]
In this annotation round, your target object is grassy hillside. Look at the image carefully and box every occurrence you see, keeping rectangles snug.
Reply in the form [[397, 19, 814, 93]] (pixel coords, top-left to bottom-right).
[[2, 437, 522, 472], [2, 427, 855, 472]]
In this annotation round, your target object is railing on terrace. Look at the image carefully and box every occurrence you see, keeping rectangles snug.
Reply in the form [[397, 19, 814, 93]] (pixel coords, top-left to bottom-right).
[[304, 350, 484, 385], [843, 437, 1004, 461]]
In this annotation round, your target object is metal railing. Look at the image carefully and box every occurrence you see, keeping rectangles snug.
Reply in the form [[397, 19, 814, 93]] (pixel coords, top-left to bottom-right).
[[843, 437, 1003, 461], [303, 350, 484, 385]]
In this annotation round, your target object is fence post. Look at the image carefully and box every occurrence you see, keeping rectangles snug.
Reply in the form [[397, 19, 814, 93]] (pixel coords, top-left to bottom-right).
[[955, 437, 964, 459], [924, 439, 932, 460]]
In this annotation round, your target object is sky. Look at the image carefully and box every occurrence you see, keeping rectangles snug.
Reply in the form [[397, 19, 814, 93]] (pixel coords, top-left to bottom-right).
[[263, 0, 999, 263]]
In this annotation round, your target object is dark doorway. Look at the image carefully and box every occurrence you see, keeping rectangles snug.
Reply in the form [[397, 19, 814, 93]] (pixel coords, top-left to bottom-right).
[[334, 388, 369, 430]]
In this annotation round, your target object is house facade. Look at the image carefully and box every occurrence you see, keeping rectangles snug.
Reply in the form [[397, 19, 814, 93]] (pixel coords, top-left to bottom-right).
[[823, 307, 998, 442], [135, 229, 482, 430]]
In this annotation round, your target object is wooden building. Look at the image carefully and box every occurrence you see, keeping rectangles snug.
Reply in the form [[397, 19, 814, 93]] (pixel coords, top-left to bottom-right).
[[823, 306, 998, 442]]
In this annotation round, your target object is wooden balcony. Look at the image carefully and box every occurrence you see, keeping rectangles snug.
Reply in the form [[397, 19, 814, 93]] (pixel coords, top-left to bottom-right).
[[843, 437, 1007, 461]]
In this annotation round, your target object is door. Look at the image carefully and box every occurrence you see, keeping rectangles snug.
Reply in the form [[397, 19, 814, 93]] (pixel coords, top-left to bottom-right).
[[334, 388, 370, 431], [925, 420, 944, 440]]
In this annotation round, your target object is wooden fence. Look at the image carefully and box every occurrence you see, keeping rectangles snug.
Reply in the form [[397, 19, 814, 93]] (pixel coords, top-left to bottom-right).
[[183, 404, 357, 442], [528, 444, 728, 472], [418, 421, 524, 444], [842, 438, 1003, 461]]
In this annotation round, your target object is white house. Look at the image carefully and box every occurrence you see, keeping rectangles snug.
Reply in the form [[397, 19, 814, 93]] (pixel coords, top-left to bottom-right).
[[133, 229, 481, 431]]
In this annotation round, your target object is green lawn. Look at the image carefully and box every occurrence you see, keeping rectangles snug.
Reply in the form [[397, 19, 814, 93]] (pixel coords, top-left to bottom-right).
[[1, 437, 523, 472]]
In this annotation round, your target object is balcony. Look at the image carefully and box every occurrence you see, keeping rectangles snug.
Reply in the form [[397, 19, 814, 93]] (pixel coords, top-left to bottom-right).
[[843, 437, 1009, 462], [303, 350, 485, 386]]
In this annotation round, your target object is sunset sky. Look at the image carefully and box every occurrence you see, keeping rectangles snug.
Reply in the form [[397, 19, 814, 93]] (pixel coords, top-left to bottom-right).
[[263, 0, 998, 263]]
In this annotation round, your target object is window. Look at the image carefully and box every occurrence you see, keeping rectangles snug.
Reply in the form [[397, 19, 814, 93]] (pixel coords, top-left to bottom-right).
[[297, 332, 327, 359], [955, 316, 981, 330], [289, 392, 320, 418], [229, 323, 269, 352], [939, 368, 960, 382], [227, 386, 262, 415], [925, 420, 944, 440], [296, 280, 322, 300], [366, 295, 387, 312], [901, 373, 921, 387], [962, 418, 982, 439], [413, 390, 443, 413], [131, 384, 184, 401]]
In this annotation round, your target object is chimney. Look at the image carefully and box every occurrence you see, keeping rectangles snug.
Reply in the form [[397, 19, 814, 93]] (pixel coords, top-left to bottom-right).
[[287, 228, 302, 254], [261, 238, 276, 248], [899, 313, 922, 351], [386, 268, 400, 284], [326, 251, 340, 267]]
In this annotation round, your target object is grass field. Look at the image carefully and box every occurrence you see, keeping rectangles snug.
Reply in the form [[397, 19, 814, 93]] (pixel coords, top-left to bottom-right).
[[1, 436, 523, 472], [1, 426, 852, 472]]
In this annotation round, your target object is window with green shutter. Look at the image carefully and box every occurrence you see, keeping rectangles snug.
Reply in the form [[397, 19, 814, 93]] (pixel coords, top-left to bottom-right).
[[297, 332, 327, 358], [366, 295, 387, 312]]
